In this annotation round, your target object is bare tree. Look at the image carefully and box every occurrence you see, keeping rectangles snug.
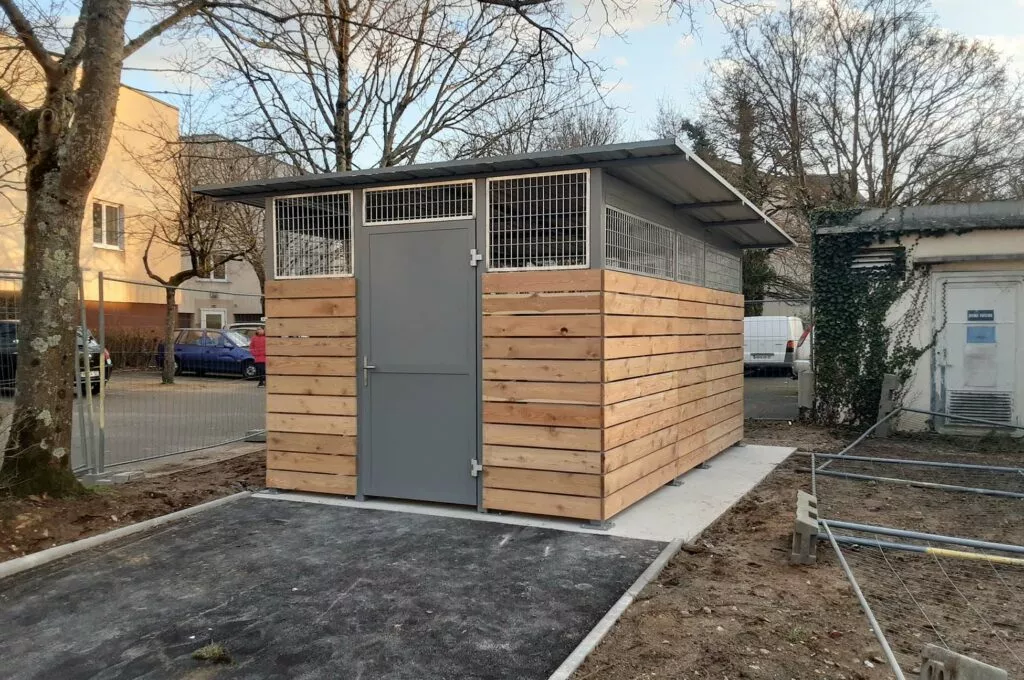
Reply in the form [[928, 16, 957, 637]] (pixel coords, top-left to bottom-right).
[[200, 0, 592, 172], [199, 0, 756, 171], [0, 0, 760, 495], [669, 0, 1024, 311], [441, 99, 621, 157], [707, 0, 1024, 214], [537, 103, 621, 150], [0, 1, 222, 496], [128, 128, 283, 383]]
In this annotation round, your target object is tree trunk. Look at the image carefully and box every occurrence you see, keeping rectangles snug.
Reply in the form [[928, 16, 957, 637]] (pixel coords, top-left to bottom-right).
[[162, 287, 177, 384], [0, 170, 86, 496]]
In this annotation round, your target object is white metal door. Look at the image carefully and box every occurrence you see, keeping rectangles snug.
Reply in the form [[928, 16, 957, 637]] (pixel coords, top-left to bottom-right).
[[200, 308, 227, 330], [938, 278, 1021, 428]]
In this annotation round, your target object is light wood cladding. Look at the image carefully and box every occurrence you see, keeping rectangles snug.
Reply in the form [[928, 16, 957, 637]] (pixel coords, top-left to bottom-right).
[[265, 277, 357, 496], [482, 271, 604, 520], [599, 270, 744, 519], [481, 269, 745, 522]]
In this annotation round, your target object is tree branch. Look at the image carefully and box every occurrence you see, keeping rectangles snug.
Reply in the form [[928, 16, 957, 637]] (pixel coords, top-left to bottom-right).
[[124, 0, 210, 59], [0, 0, 57, 78], [0, 85, 29, 142]]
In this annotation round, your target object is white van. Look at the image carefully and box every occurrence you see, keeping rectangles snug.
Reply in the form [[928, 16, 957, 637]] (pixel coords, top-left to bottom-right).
[[743, 316, 805, 375]]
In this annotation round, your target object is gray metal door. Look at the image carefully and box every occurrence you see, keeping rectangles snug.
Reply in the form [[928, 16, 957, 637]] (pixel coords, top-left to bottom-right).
[[361, 222, 478, 505]]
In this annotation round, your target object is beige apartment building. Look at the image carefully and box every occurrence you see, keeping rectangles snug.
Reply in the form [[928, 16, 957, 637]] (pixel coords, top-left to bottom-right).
[[0, 56, 264, 333]]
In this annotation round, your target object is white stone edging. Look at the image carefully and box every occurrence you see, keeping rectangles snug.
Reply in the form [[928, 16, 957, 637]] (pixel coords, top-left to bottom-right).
[[547, 537, 685, 680]]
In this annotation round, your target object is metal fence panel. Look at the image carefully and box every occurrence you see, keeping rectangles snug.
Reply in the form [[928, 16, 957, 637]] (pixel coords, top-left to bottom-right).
[[0, 271, 267, 484], [96, 276, 266, 470]]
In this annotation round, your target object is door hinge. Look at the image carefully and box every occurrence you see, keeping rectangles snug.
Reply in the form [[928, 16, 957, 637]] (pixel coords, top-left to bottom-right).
[[470, 458, 483, 477], [469, 248, 483, 267]]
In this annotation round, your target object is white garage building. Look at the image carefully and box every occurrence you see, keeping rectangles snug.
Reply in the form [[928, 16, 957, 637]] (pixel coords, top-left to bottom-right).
[[818, 201, 1024, 433]]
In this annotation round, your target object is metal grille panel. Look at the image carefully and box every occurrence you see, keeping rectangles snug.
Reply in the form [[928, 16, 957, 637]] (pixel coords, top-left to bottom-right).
[[487, 171, 589, 271], [676, 232, 705, 285], [274, 192, 352, 278], [705, 246, 742, 293], [604, 207, 675, 279], [947, 390, 1014, 425], [364, 181, 474, 225]]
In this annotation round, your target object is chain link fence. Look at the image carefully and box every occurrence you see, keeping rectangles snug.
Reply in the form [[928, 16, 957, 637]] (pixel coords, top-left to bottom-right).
[[0, 271, 265, 482]]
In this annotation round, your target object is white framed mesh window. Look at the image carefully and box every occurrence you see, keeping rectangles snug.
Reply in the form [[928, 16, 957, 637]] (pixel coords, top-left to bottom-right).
[[364, 180, 474, 225], [486, 170, 589, 271], [604, 207, 675, 279], [273, 191, 353, 278], [676, 232, 705, 285], [704, 245, 742, 293]]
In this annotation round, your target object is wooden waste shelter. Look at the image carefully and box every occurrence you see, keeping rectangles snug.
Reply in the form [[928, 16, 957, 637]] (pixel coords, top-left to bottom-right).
[[196, 139, 794, 522]]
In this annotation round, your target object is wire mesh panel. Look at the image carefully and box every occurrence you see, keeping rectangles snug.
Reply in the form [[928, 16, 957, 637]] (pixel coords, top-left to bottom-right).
[[274, 191, 352, 278], [676, 232, 705, 285], [364, 181, 474, 225], [604, 207, 676, 279], [705, 245, 742, 293], [95, 278, 266, 470], [0, 272, 20, 320], [487, 170, 589, 271]]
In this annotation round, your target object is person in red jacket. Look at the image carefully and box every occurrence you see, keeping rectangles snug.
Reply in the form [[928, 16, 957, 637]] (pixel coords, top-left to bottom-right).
[[250, 327, 267, 386]]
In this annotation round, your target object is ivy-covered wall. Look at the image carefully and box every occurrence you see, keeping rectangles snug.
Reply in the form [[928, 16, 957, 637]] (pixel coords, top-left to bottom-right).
[[811, 209, 931, 425]]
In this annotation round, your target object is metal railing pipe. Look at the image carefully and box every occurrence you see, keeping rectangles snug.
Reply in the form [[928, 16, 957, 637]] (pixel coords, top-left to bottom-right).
[[824, 519, 1024, 555], [820, 521, 907, 680]]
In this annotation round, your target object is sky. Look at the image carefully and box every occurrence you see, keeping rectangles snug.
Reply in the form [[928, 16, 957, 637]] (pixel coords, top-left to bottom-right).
[[121, 0, 1024, 147], [581, 0, 1024, 140]]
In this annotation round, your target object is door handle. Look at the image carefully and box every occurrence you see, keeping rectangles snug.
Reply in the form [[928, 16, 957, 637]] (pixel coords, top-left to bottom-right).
[[362, 356, 376, 386]]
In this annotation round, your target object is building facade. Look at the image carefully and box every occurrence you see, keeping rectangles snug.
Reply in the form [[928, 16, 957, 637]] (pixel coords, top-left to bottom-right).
[[817, 201, 1024, 433]]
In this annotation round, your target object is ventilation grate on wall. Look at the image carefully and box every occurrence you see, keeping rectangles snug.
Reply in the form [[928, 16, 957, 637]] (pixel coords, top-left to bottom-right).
[[487, 170, 589, 271], [704, 246, 742, 293], [364, 181, 474, 225], [947, 390, 1014, 425], [605, 207, 676, 280], [851, 246, 905, 271], [274, 191, 353, 278]]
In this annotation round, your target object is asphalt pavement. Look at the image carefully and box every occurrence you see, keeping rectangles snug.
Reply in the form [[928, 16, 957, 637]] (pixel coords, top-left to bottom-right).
[[0, 497, 664, 679], [744, 373, 800, 421]]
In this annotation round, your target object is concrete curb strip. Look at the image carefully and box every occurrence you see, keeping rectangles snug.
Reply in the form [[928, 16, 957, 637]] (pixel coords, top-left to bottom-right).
[[548, 537, 685, 680], [0, 491, 251, 580]]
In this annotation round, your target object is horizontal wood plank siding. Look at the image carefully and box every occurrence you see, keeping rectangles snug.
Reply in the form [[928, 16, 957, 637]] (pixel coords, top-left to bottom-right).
[[600, 270, 744, 520], [482, 271, 604, 520], [265, 277, 357, 495]]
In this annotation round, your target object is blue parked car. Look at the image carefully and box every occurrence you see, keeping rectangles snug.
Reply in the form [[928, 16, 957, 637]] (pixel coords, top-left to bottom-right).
[[157, 328, 258, 379]]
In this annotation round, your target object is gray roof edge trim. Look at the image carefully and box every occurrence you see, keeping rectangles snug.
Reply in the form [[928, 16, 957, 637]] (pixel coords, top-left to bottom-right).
[[671, 139, 797, 248], [816, 219, 1024, 236], [193, 138, 683, 198]]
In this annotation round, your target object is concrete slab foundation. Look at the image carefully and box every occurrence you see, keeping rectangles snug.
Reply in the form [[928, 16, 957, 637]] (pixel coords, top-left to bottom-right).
[[262, 444, 795, 542]]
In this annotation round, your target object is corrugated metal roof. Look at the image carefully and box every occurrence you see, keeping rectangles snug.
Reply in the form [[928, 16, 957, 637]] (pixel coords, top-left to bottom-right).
[[195, 138, 795, 248]]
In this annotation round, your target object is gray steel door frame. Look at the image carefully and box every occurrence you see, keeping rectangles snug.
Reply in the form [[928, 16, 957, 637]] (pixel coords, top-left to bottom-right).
[[355, 201, 482, 506]]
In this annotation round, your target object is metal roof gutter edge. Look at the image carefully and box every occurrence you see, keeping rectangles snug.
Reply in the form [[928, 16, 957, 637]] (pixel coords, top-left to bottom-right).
[[673, 140, 797, 248]]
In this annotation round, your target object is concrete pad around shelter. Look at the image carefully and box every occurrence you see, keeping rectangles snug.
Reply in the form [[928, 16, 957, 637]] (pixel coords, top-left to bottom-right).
[[0, 497, 665, 680], [259, 444, 795, 542]]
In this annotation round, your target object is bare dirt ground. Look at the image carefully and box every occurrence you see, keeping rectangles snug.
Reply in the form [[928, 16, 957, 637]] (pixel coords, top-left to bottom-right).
[[0, 451, 264, 562], [574, 421, 1024, 680]]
